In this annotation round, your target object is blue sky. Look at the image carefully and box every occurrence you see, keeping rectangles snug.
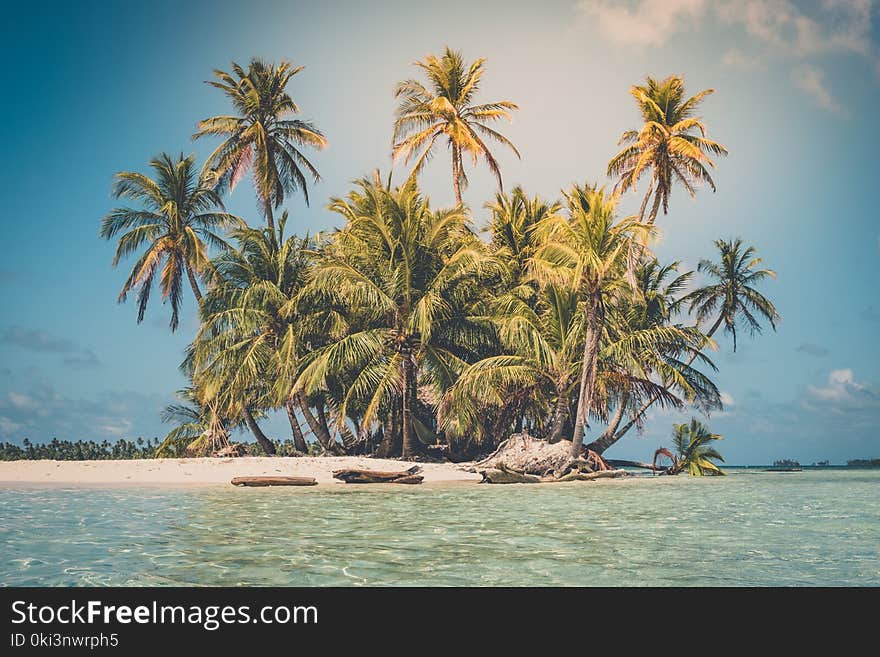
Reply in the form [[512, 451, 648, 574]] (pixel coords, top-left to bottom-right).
[[0, 0, 877, 464]]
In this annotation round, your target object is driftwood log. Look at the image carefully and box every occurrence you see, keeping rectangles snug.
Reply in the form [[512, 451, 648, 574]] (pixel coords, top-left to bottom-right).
[[332, 465, 424, 484], [231, 476, 317, 487], [479, 462, 542, 484]]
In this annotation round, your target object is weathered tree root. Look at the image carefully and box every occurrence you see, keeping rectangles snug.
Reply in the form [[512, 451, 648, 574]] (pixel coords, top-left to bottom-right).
[[479, 462, 542, 484], [332, 465, 424, 484]]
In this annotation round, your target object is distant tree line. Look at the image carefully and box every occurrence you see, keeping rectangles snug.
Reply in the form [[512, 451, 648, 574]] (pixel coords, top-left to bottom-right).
[[0, 437, 320, 460]]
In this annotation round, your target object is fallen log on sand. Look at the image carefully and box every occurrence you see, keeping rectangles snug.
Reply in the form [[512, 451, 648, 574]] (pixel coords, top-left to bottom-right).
[[550, 469, 628, 482], [332, 465, 424, 484], [480, 463, 541, 484], [231, 476, 317, 487]]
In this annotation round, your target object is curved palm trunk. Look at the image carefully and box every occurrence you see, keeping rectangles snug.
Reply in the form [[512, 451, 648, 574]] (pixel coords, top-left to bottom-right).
[[451, 145, 463, 206], [547, 384, 570, 444], [297, 393, 340, 454], [604, 315, 724, 452], [401, 354, 422, 459], [284, 400, 308, 453], [185, 264, 203, 303], [571, 296, 601, 457], [243, 406, 276, 455], [585, 392, 629, 454], [647, 186, 664, 225]]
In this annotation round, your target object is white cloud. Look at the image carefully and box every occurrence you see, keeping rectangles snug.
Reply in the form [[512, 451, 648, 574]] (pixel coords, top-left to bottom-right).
[[720, 391, 736, 406], [0, 416, 22, 434], [792, 65, 846, 114], [807, 368, 864, 401], [722, 48, 764, 70], [576, 0, 707, 46], [8, 392, 35, 409]]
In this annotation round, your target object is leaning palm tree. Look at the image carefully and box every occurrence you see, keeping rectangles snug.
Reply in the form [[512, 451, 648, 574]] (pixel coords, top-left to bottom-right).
[[530, 184, 651, 457], [392, 47, 520, 205], [193, 214, 338, 456], [668, 417, 725, 476], [99, 153, 241, 331], [156, 386, 232, 457], [298, 174, 496, 458], [607, 75, 728, 223], [611, 238, 779, 445], [195, 59, 328, 232]]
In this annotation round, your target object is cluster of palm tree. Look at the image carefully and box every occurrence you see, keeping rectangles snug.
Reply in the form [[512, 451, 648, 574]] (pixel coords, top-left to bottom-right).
[[101, 50, 779, 465], [0, 438, 159, 461]]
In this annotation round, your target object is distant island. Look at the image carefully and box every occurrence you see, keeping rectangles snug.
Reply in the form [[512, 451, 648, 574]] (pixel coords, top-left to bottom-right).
[[847, 459, 880, 468]]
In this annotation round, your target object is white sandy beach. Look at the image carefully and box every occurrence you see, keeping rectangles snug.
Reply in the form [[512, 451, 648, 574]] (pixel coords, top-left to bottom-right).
[[0, 456, 483, 487]]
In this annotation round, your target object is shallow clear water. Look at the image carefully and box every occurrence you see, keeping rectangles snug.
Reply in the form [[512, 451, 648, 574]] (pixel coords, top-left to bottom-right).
[[1, 469, 878, 586]]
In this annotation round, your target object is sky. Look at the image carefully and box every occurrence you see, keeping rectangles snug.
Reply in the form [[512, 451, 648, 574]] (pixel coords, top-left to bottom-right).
[[0, 0, 878, 464]]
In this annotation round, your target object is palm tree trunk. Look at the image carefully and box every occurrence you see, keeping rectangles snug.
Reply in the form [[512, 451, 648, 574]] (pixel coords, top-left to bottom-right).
[[571, 295, 601, 457], [451, 145, 463, 206], [639, 180, 655, 222], [285, 400, 308, 453], [586, 392, 629, 453], [605, 316, 724, 451], [263, 198, 276, 236], [185, 264, 203, 303], [647, 186, 663, 224], [243, 406, 276, 455], [297, 393, 339, 454], [401, 354, 421, 459], [547, 384, 570, 443]]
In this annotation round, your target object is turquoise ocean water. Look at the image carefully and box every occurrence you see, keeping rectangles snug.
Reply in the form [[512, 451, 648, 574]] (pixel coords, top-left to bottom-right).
[[1, 469, 877, 586]]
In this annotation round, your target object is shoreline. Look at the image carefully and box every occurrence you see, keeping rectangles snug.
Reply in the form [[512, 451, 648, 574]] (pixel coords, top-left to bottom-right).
[[0, 456, 484, 488]]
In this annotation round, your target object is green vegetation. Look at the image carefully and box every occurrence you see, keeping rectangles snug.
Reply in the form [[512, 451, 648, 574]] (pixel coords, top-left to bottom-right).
[[0, 438, 159, 461], [88, 49, 782, 465], [846, 459, 880, 467]]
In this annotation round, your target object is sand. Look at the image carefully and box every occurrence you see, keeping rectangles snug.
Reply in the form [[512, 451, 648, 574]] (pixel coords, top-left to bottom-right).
[[0, 456, 483, 487]]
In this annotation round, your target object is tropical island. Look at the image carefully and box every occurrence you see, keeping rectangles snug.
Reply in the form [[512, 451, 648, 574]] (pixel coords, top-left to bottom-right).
[[3, 50, 781, 486]]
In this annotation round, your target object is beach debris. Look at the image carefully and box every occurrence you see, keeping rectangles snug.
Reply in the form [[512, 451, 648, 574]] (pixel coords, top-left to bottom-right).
[[213, 443, 248, 458], [479, 462, 541, 484], [231, 476, 318, 487], [332, 465, 424, 484]]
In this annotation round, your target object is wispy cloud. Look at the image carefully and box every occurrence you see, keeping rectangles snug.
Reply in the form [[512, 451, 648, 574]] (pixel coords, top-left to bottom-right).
[[795, 342, 830, 357], [792, 65, 846, 114], [721, 48, 765, 70], [576, 0, 706, 46], [576, 0, 877, 114], [1, 326, 77, 353], [0, 383, 167, 442], [62, 349, 103, 371]]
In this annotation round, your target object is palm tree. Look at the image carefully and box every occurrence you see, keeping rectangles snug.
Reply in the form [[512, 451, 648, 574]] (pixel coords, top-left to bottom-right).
[[193, 214, 332, 456], [195, 59, 328, 233], [611, 238, 779, 445], [530, 184, 651, 457], [392, 47, 520, 205], [99, 153, 241, 331], [669, 417, 725, 475], [586, 259, 720, 454], [155, 386, 232, 457], [298, 174, 496, 458], [607, 75, 728, 224]]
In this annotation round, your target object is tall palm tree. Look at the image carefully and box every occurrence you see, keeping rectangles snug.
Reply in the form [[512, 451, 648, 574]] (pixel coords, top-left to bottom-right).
[[99, 153, 241, 331], [298, 175, 496, 458], [611, 238, 779, 445], [195, 59, 328, 233], [530, 184, 651, 457], [607, 75, 728, 224], [392, 47, 520, 205], [669, 417, 725, 476]]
